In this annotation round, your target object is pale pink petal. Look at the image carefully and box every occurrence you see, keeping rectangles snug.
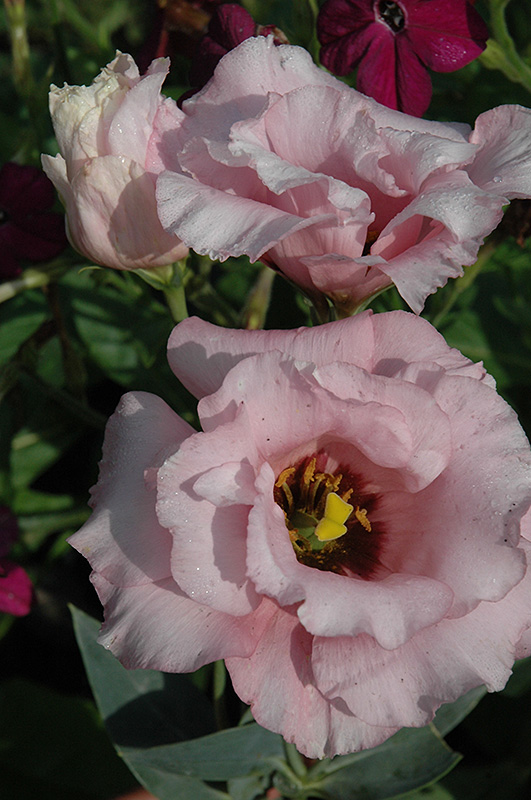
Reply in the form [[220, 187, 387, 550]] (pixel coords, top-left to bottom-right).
[[370, 310, 482, 376], [313, 541, 531, 728], [167, 313, 376, 399], [44, 154, 188, 269], [313, 362, 452, 491], [226, 599, 398, 759], [196, 353, 338, 460], [372, 171, 506, 312], [380, 374, 531, 613], [107, 58, 171, 164], [92, 573, 264, 672], [44, 52, 188, 270], [468, 105, 531, 197], [303, 253, 391, 314], [69, 392, 193, 587], [48, 53, 140, 177], [184, 36, 339, 116], [156, 414, 260, 616], [156, 170, 333, 263]]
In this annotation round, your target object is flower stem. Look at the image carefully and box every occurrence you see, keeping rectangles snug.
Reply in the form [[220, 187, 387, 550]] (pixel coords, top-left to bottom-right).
[[0, 263, 68, 304], [481, 0, 531, 93], [430, 242, 495, 330], [163, 284, 188, 323], [136, 261, 189, 323], [3, 0, 46, 149], [283, 741, 308, 780], [241, 264, 275, 329]]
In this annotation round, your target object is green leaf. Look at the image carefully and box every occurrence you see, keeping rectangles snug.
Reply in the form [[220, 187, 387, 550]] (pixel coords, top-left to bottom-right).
[[72, 607, 235, 799], [306, 726, 460, 800], [0, 290, 48, 368], [123, 723, 285, 782], [431, 686, 487, 737], [71, 606, 217, 747], [0, 678, 136, 800], [302, 690, 486, 800], [228, 772, 274, 800]]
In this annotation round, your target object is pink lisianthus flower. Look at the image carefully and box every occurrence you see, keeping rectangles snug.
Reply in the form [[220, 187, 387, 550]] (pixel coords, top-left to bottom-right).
[[0, 507, 33, 617], [155, 36, 531, 314], [42, 53, 189, 271], [70, 311, 531, 759], [317, 0, 489, 116]]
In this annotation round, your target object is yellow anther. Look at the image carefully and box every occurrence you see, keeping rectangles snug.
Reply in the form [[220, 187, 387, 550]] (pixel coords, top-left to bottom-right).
[[315, 492, 353, 542], [355, 506, 372, 532], [275, 467, 295, 488], [303, 458, 316, 486]]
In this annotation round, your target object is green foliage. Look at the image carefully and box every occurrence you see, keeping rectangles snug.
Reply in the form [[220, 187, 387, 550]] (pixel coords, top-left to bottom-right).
[[0, 678, 136, 800]]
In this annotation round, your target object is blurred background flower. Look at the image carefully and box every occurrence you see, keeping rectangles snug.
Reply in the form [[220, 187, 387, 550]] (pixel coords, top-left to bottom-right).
[[0, 162, 67, 281], [188, 3, 288, 89], [0, 507, 33, 617]]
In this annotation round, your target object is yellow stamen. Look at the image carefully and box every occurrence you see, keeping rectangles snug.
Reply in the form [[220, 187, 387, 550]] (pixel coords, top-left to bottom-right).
[[355, 506, 372, 532], [275, 467, 295, 488], [315, 492, 353, 542], [303, 458, 316, 485]]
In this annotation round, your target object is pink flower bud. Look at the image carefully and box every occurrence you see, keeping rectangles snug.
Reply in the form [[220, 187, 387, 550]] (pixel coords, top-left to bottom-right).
[[42, 54, 188, 270]]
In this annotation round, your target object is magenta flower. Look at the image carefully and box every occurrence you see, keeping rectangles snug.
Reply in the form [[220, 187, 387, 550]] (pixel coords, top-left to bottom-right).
[[0, 507, 33, 617], [189, 3, 286, 88], [69, 312, 531, 758], [317, 0, 489, 116], [0, 162, 67, 280]]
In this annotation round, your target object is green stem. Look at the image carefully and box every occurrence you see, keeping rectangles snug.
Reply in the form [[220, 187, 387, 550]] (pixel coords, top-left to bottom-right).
[[163, 283, 188, 323], [430, 242, 495, 330], [0, 263, 68, 304], [481, 0, 531, 93], [283, 741, 308, 780], [4, 0, 46, 149], [241, 265, 275, 329], [213, 660, 228, 731]]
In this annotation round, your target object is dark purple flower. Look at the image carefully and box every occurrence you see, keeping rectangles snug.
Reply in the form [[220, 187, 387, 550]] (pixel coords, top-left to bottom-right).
[[189, 3, 287, 88], [0, 162, 68, 280], [0, 506, 33, 617], [317, 0, 489, 116]]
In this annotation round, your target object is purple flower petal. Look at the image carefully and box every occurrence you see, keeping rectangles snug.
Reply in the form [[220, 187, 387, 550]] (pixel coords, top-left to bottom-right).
[[406, 0, 489, 72], [0, 559, 33, 616], [190, 4, 258, 87], [2, 213, 67, 262], [0, 162, 56, 218]]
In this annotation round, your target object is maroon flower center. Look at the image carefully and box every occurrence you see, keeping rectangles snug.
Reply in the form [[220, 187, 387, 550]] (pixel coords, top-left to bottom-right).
[[274, 452, 383, 578], [377, 0, 405, 33]]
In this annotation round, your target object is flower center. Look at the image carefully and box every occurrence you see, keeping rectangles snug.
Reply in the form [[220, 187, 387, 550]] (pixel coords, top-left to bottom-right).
[[274, 453, 382, 577], [0, 208, 8, 225], [377, 0, 405, 33]]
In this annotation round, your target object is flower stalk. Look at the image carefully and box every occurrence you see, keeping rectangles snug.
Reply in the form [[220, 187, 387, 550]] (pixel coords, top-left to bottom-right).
[[480, 0, 531, 94]]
